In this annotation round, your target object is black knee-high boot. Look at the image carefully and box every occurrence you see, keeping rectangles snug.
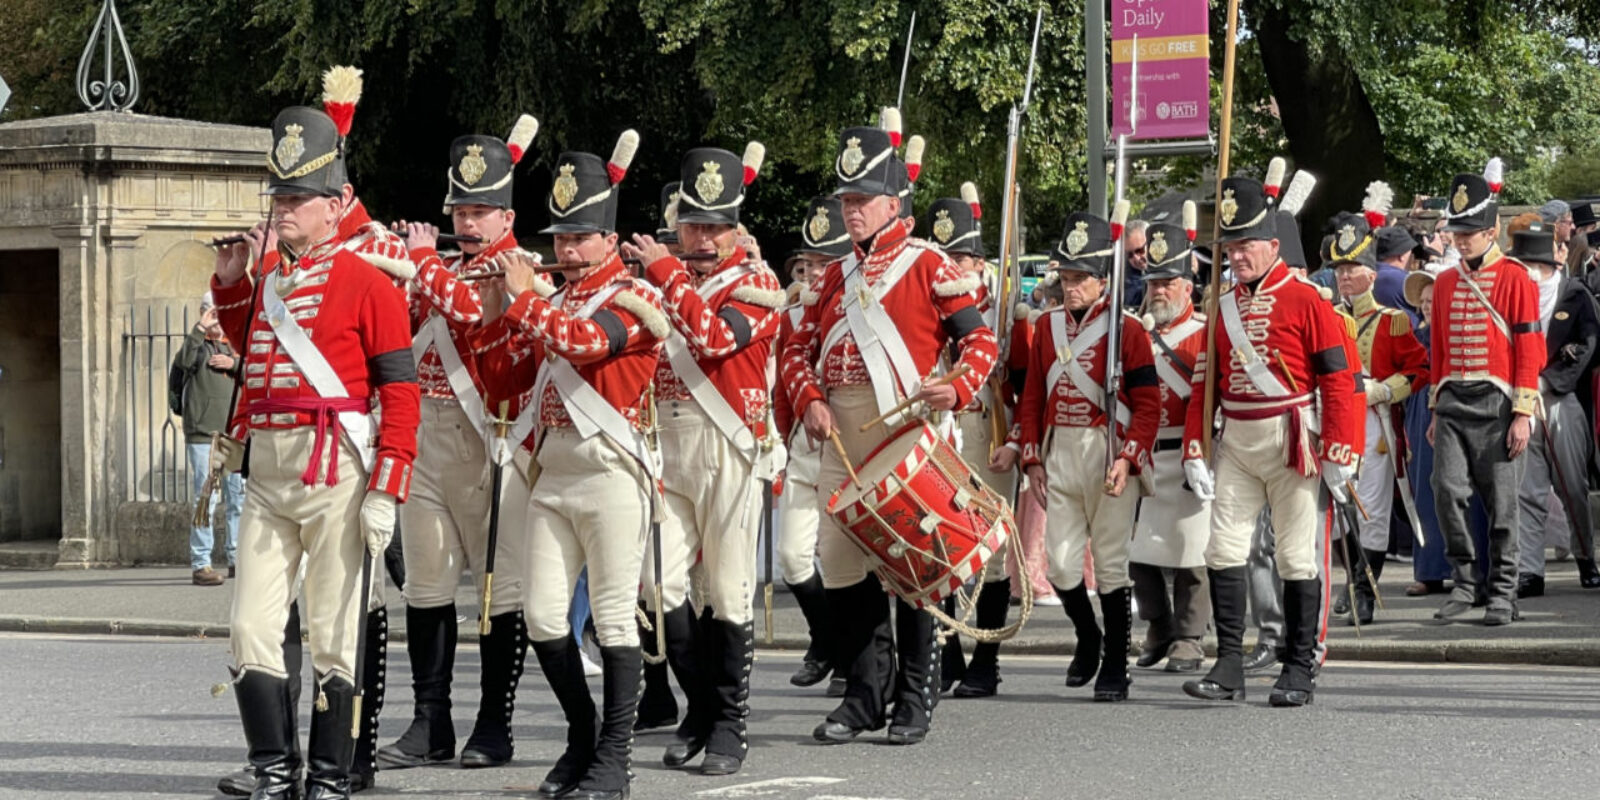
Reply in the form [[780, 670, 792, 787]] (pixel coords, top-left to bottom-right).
[[953, 578, 1011, 698], [234, 670, 300, 800], [1271, 578, 1322, 708], [813, 578, 893, 742], [303, 675, 356, 800], [1183, 566, 1248, 701], [1056, 582, 1102, 687], [530, 637, 596, 798], [888, 598, 936, 744], [461, 611, 527, 767], [570, 646, 643, 799], [350, 606, 386, 791], [786, 574, 834, 687], [1093, 587, 1132, 702], [377, 604, 456, 767]]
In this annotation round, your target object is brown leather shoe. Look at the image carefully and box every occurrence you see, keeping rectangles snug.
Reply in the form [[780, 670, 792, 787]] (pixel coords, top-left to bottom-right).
[[193, 568, 225, 586]]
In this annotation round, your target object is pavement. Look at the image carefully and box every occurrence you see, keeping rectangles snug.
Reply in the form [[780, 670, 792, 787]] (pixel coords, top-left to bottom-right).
[[3, 556, 1598, 666], [5, 633, 1600, 800]]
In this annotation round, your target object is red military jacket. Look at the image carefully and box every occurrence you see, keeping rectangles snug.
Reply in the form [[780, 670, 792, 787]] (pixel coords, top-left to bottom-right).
[[1016, 294, 1161, 472], [1429, 246, 1544, 416], [211, 216, 422, 500], [645, 247, 786, 439], [780, 217, 997, 416], [472, 254, 667, 453], [1147, 303, 1207, 453], [408, 231, 522, 402], [773, 288, 809, 439], [1182, 260, 1358, 472], [1345, 288, 1428, 403]]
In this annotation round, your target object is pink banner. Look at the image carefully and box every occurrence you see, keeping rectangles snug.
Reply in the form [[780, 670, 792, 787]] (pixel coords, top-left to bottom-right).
[[1111, 0, 1210, 140]]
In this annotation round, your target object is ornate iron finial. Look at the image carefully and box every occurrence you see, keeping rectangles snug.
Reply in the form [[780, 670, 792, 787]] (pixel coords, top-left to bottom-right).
[[75, 0, 140, 112]]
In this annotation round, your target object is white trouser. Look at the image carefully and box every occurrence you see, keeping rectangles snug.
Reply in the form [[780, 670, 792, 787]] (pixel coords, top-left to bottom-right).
[[643, 402, 763, 624], [777, 433, 822, 584], [1043, 426, 1141, 592], [522, 426, 650, 647], [814, 387, 893, 589], [1205, 415, 1322, 580], [1338, 407, 1394, 552], [231, 429, 366, 681], [958, 409, 1018, 584], [401, 398, 524, 615]]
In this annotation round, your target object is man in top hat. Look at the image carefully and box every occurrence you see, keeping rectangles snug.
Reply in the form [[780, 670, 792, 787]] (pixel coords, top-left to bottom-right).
[[998, 210, 1160, 702], [472, 130, 665, 800], [377, 116, 539, 771], [1180, 173, 1358, 708], [211, 65, 421, 800], [1126, 205, 1213, 674], [1569, 199, 1599, 275], [621, 143, 785, 776], [1510, 226, 1600, 595], [922, 184, 1028, 699], [780, 122, 997, 746], [1326, 213, 1428, 625], [774, 196, 851, 694], [1428, 164, 1544, 626]]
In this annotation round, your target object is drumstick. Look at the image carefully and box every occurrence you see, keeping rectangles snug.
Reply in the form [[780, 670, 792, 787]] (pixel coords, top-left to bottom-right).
[[828, 429, 863, 489], [857, 365, 973, 433]]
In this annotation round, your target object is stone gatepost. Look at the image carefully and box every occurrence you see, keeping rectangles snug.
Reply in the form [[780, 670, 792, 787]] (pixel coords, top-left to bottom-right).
[[0, 111, 268, 566]]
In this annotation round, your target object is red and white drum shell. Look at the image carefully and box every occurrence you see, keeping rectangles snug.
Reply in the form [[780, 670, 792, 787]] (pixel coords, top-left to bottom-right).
[[827, 421, 1016, 608]]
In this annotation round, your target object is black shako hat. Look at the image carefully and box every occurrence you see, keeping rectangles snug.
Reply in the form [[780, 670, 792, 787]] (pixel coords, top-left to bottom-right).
[[1216, 176, 1279, 243], [833, 126, 898, 197], [266, 65, 365, 197], [541, 130, 640, 235], [1052, 211, 1116, 277], [442, 115, 536, 211], [799, 196, 850, 258], [675, 143, 765, 227], [926, 184, 983, 257], [1441, 158, 1504, 233], [1321, 212, 1378, 269]]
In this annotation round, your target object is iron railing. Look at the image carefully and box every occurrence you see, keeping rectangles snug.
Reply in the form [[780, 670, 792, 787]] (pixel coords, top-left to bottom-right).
[[121, 306, 192, 503]]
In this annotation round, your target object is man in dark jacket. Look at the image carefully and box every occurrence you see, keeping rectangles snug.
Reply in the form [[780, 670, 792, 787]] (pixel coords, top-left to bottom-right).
[[167, 292, 241, 586], [1513, 228, 1600, 596]]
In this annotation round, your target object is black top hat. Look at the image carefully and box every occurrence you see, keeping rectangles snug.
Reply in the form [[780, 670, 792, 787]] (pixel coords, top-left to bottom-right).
[[1052, 212, 1115, 277], [541, 130, 639, 235], [1275, 211, 1308, 270], [926, 197, 982, 256], [799, 196, 850, 258], [266, 106, 348, 197], [676, 143, 763, 227], [1441, 173, 1498, 232], [657, 182, 681, 244], [1216, 177, 1279, 242], [833, 127, 898, 197], [1511, 228, 1559, 267], [1321, 212, 1378, 269], [1373, 226, 1415, 262], [1572, 198, 1600, 228], [1141, 222, 1195, 281]]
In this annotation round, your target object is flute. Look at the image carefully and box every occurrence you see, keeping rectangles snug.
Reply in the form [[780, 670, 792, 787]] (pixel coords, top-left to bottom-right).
[[460, 252, 721, 281], [208, 232, 485, 247]]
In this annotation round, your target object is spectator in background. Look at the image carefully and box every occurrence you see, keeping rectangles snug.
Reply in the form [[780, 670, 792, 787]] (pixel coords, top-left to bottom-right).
[[1403, 269, 1451, 594], [1569, 200, 1597, 276], [1123, 220, 1149, 310], [167, 292, 241, 586], [1541, 199, 1572, 246], [1373, 227, 1416, 317]]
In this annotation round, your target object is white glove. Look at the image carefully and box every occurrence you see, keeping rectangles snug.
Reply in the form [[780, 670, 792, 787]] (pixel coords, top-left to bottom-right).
[[207, 433, 246, 474], [1183, 459, 1215, 501], [528, 271, 557, 299], [1363, 378, 1392, 406], [1321, 459, 1357, 504], [359, 491, 397, 558]]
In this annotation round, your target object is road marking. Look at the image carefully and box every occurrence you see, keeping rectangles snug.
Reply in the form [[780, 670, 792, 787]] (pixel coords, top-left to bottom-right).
[[809, 795, 911, 800], [696, 777, 844, 797]]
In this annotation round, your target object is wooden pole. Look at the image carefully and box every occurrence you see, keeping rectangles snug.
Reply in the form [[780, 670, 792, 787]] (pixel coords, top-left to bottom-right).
[[1201, 0, 1242, 461]]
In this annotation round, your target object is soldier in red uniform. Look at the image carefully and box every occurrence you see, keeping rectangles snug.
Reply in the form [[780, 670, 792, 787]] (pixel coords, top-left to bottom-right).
[[1429, 166, 1544, 625], [620, 144, 785, 776], [1180, 175, 1358, 708], [781, 124, 997, 746], [774, 196, 851, 694], [472, 131, 663, 800], [212, 71, 421, 800], [1127, 209, 1213, 674], [1326, 213, 1428, 626], [998, 211, 1161, 702], [376, 116, 540, 771]]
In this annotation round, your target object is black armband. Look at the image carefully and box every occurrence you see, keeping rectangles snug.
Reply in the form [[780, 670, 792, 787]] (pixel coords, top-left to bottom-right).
[[1124, 363, 1158, 388], [719, 306, 753, 350], [1310, 346, 1347, 375], [369, 348, 418, 386], [593, 309, 629, 357], [942, 306, 986, 343], [1513, 321, 1541, 334]]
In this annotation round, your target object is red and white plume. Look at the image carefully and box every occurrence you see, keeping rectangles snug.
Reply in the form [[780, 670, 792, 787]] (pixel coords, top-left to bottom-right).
[[607, 129, 640, 185], [505, 115, 538, 165], [1280, 170, 1317, 217], [1484, 157, 1504, 195], [961, 181, 982, 220], [1362, 180, 1393, 229], [1111, 198, 1131, 240], [904, 135, 925, 183], [1182, 200, 1198, 242], [741, 142, 765, 186], [1264, 157, 1287, 201], [320, 65, 363, 137], [880, 107, 903, 148]]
